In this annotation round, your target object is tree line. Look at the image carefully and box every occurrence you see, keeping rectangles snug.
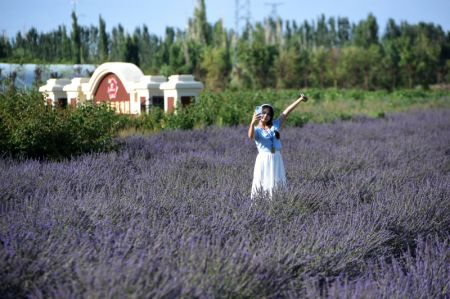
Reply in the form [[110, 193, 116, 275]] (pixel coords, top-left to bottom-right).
[[1, 0, 449, 91]]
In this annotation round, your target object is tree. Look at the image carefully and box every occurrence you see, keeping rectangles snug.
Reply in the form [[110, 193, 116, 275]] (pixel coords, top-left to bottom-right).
[[285, 20, 293, 48], [381, 38, 401, 90], [338, 45, 382, 89], [71, 11, 81, 64], [311, 47, 331, 87], [440, 31, 450, 83], [316, 14, 329, 48], [237, 21, 279, 88], [25, 27, 39, 60], [59, 25, 72, 63], [263, 17, 283, 47], [339, 46, 364, 88], [11, 32, 26, 63], [300, 20, 314, 49], [297, 48, 312, 88], [198, 19, 231, 84], [79, 25, 99, 64], [162, 27, 175, 64], [33, 66, 43, 89], [328, 17, 338, 47], [275, 48, 299, 88], [0, 33, 11, 60], [201, 46, 231, 90], [363, 45, 383, 89], [98, 15, 109, 63], [337, 17, 351, 46], [1, 9, 449, 90], [189, 0, 211, 45], [110, 24, 126, 61], [353, 13, 379, 48], [413, 23, 444, 86], [328, 47, 340, 88], [138, 25, 162, 73], [383, 18, 400, 41], [125, 33, 139, 66]]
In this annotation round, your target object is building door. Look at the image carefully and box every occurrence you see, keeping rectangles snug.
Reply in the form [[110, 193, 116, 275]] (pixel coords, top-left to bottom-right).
[[152, 96, 164, 110], [167, 97, 175, 113], [181, 96, 193, 108], [57, 98, 68, 109], [140, 97, 147, 114]]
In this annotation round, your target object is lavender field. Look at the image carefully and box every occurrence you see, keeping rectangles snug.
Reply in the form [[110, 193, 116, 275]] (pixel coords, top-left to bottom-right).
[[1, 109, 449, 298]]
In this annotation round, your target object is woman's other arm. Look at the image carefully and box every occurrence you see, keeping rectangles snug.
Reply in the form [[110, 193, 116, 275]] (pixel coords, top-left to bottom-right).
[[279, 94, 307, 126], [248, 113, 260, 140]]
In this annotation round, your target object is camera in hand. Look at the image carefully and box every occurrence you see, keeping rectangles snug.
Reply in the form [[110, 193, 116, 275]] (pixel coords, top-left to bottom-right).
[[300, 93, 308, 102], [255, 106, 262, 116]]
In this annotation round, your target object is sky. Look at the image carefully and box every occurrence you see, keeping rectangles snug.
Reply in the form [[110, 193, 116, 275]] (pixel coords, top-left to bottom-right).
[[1, 0, 450, 39]]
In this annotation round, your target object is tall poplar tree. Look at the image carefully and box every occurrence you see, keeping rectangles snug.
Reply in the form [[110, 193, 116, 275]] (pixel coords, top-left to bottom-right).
[[110, 24, 126, 61], [60, 25, 72, 62], [0, 34, 11, 60], [125, 33, 139, 66], [191, 0, 211, 45], [353, 14, 379, 48], [337, 17, 351, 46], [71, 11, 81, 64], [98, 15, 109, 63]]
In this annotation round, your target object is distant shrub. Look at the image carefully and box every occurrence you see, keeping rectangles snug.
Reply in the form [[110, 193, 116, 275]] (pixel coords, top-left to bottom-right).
[[285, 112, 312, 127], [37, 88, 446, 137], [190, 88, 449, 129], [0, 92, 120, 159], [162, 106, 196, 130], [64, 102, 120, 155], [133, 107, 165, 132]]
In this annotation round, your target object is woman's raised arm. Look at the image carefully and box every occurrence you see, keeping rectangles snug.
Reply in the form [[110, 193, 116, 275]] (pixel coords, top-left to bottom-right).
[[279, 94, 307, 126], [248, 112, 260, 140]]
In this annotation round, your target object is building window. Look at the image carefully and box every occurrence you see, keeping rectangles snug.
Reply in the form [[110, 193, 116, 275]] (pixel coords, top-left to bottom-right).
[[57, 98, 68, 109], [181, 96, 193, 108], [152, 96, 164, 110], [140, 97, 147, 114]]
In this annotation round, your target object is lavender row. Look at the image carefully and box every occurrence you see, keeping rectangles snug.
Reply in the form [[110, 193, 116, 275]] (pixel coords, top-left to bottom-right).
[[1, 109, 449, 298]]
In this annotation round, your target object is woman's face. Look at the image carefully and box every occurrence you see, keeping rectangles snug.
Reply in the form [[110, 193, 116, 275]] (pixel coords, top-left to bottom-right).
[[261, 108, 272, 122]]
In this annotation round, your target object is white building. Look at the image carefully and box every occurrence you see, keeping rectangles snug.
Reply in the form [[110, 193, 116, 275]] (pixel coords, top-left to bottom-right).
[[39, 62, 204, 114]]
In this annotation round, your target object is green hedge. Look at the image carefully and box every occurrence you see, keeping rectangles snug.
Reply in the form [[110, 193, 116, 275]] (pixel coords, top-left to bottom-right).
[[123, 88, 449, 132], [1, 88, 448, 159], [0, 91, 120, 159]]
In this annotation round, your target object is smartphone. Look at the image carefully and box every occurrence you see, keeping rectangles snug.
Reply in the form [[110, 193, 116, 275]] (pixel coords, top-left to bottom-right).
[[255, 106, 262, 115], [300, 93, 308, 101]]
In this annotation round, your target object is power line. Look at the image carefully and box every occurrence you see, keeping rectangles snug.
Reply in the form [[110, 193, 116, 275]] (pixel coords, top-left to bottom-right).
[[70, 0, 85, 19], [234, 0, 251, 37], [233, 0, 251, 67], [264, 2, 284, 19], [70, 0, 79, 13]]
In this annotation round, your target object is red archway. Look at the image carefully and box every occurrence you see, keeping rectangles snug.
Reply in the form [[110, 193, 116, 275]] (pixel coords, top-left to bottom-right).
[[94, 72, 131, 113]]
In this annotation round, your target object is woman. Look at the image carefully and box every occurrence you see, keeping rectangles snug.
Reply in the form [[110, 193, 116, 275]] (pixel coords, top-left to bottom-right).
[[248, 94, 307, 199]]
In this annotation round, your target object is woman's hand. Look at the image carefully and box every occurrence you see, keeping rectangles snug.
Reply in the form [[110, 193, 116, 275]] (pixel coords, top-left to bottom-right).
[[251, 112, 260, 125], [299, 93, 308, 102]]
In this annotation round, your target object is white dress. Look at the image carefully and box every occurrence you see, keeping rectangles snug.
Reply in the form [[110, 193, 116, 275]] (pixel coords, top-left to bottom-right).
[[251, 119, 287, 199]]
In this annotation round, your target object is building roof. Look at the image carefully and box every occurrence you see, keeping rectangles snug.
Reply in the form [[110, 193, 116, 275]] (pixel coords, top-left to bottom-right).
[[86, 62, 144, 95], [160, 75, 204, 90], [135, 75, 167, 91], [38, 78, 71, 92], [63, 77, 90, 92]]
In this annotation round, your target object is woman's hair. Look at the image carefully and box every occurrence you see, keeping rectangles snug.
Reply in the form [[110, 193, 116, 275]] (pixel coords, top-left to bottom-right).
[[274, 130, 280, 139], [262, 104, 280, 139]]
